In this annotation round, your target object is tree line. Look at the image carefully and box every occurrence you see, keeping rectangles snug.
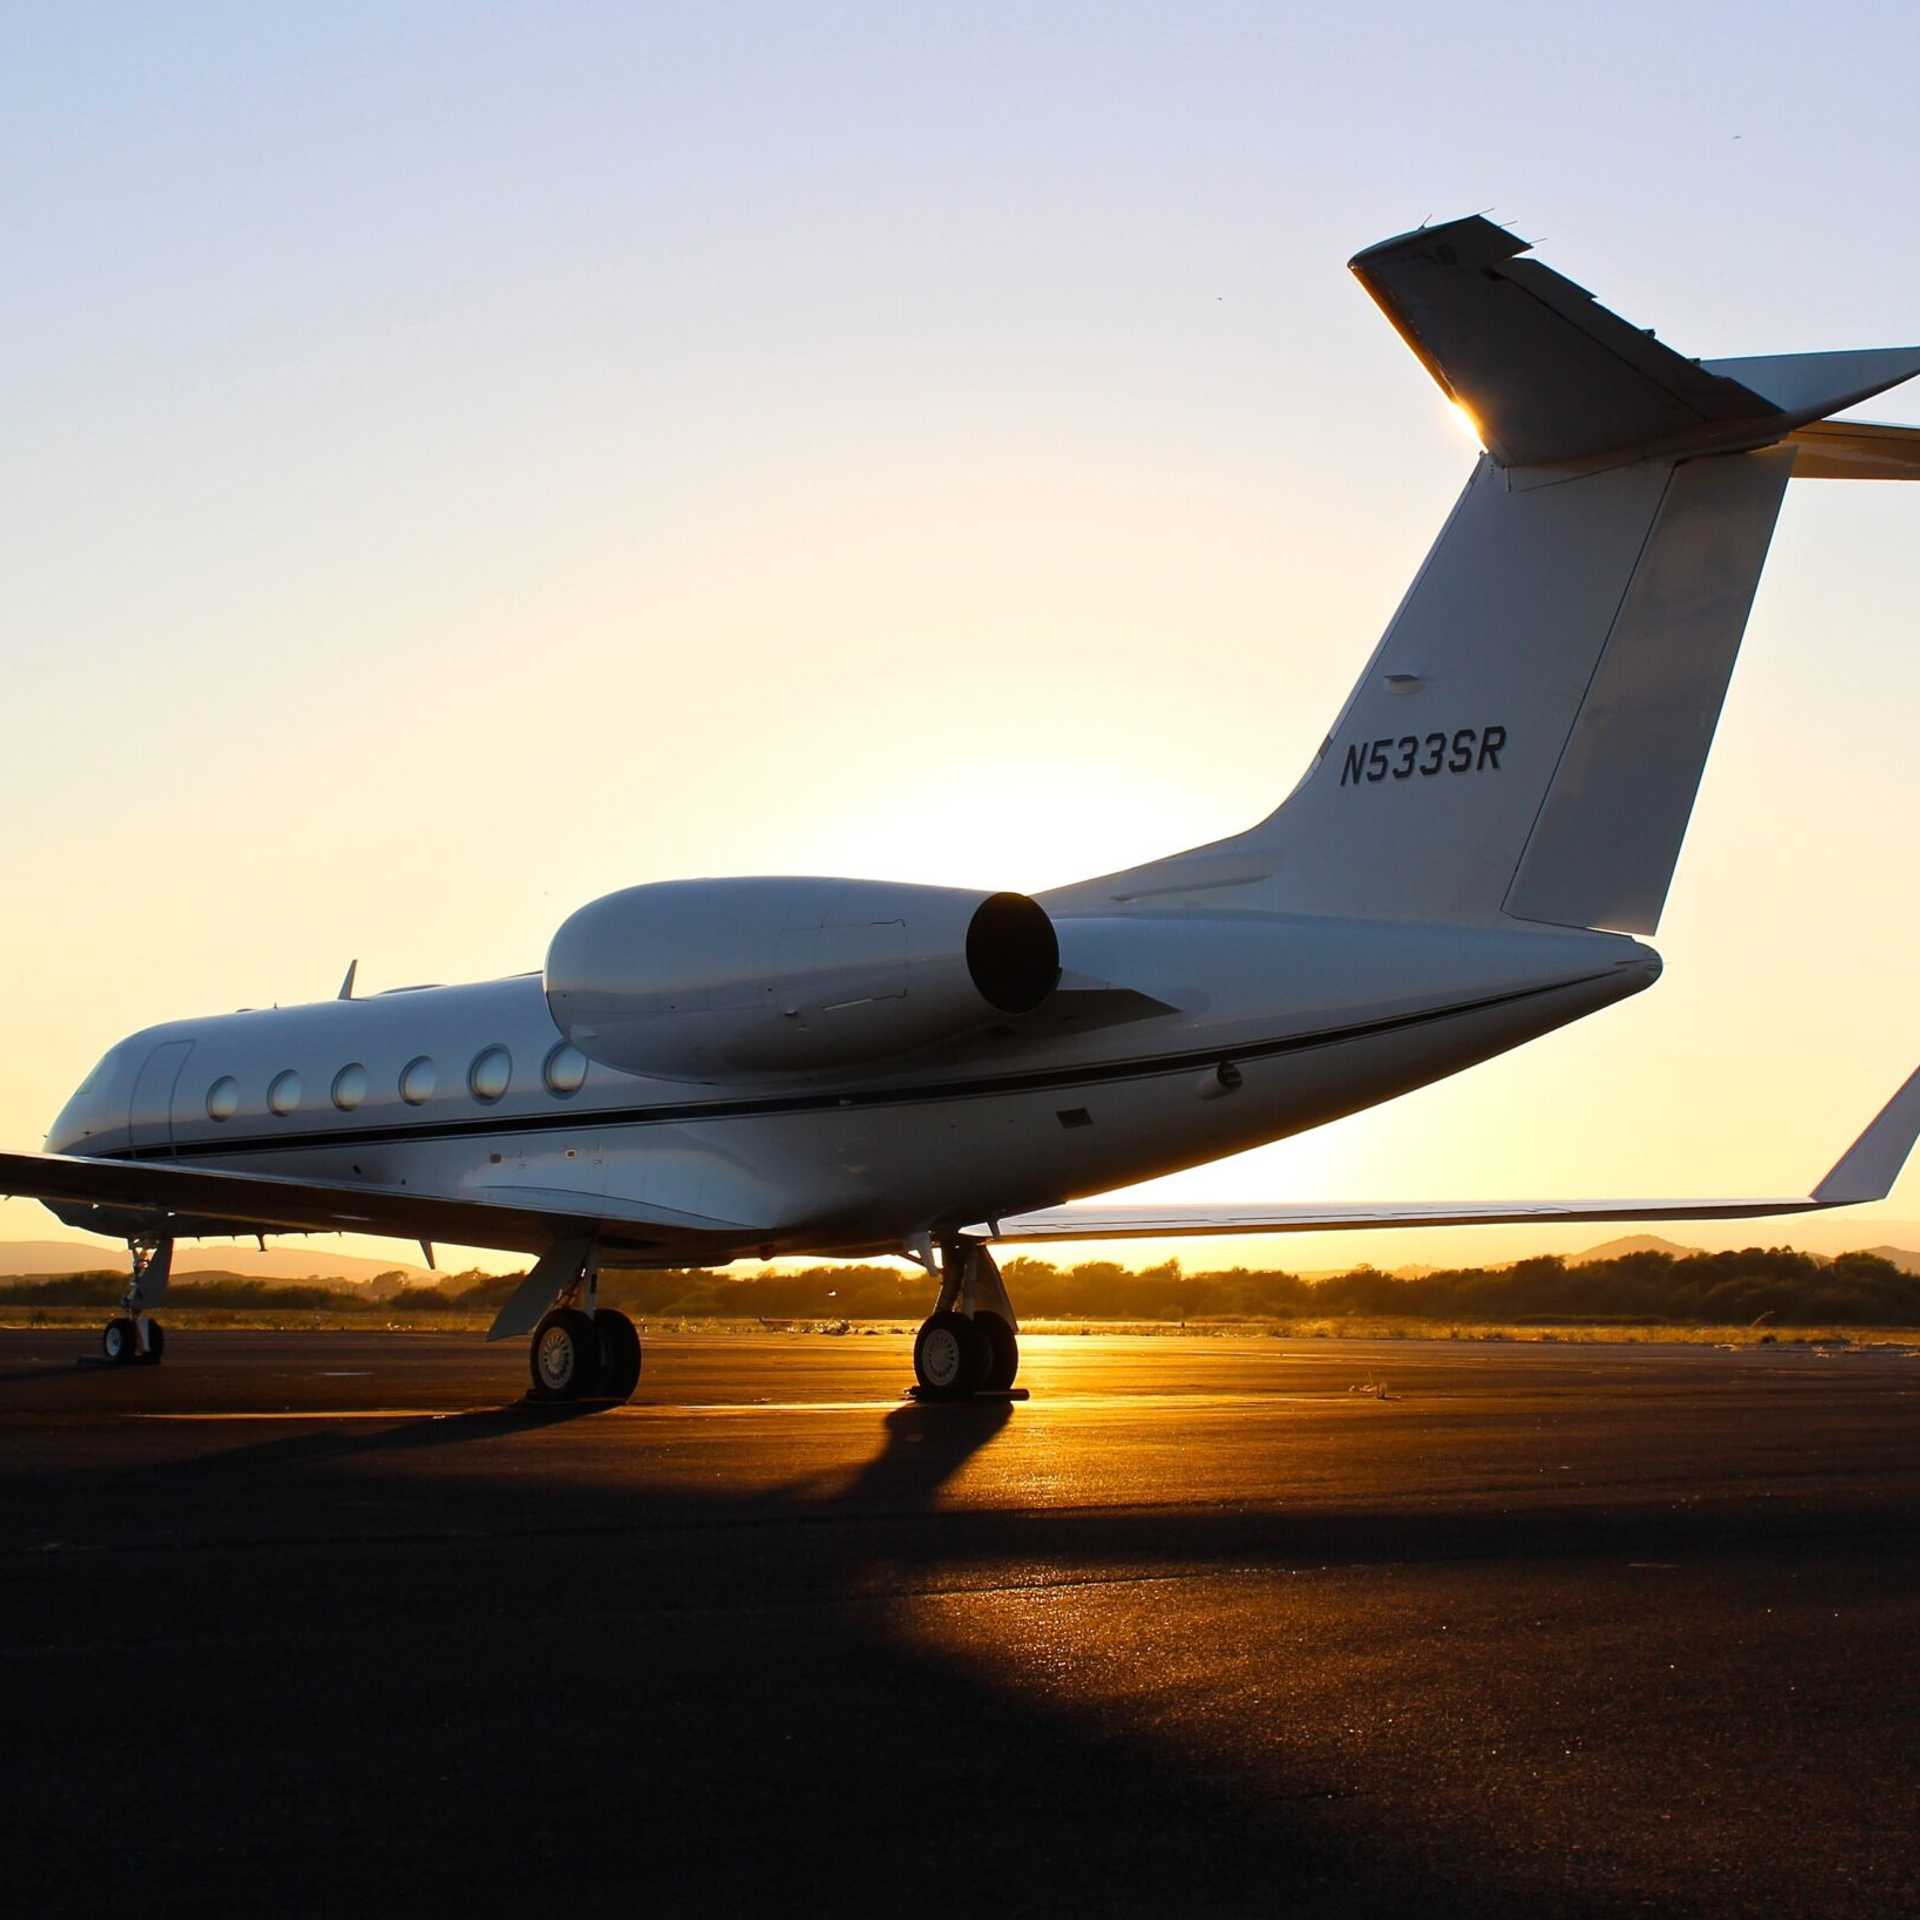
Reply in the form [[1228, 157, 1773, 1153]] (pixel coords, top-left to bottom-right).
[[4, 1245, 1917, 1326]]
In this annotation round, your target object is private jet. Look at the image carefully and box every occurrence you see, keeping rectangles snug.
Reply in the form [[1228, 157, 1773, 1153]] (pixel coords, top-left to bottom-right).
[[8, 214, 1919, 1400]]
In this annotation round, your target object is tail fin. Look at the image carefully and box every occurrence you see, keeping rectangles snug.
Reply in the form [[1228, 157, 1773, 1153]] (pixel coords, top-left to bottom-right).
[[1233, 217, 1920, 934]]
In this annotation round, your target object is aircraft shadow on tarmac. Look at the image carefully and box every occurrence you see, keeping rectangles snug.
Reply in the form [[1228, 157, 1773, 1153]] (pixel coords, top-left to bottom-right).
[[27, 1377, 1016, 1498], [3, 1386, 1418, 1915], [8, 1366, 1902, 1918]]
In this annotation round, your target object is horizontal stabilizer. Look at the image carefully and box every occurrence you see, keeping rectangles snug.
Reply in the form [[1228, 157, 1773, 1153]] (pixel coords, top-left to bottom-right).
[[1705, 349, 1920, 421], [1350, 216, 1920, 470], [1788, 419, 1920, 481], [981, 1063, 1920, 1244]]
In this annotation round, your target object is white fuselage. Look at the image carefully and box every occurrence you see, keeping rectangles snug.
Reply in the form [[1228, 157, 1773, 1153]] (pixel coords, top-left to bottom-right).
[[46, 909, 1658, 1263]]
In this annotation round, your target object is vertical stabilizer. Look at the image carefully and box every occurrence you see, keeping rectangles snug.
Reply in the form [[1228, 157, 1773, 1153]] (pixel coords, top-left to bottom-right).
[[1244, 439, 1792, 933], [1217, 219, 1920, 933], [1503, 448, 1791, 932], [1239, 450, 1704, 924], [1048, 218, 1920, 935]]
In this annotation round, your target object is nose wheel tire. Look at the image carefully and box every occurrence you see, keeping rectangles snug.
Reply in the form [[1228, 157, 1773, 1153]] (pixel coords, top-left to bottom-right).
[[593, 1308, 643, 1402], [530, 1307, 603, 1400], [914, 1310, 989, 1399], [975, 1312, 1018, 1390], [100, 1316, 163, 1365]]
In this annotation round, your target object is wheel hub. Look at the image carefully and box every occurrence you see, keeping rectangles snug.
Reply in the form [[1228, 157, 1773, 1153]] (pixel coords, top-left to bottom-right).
[[536, 1326, 575, 1390], [921, 1328, 962, 1387]]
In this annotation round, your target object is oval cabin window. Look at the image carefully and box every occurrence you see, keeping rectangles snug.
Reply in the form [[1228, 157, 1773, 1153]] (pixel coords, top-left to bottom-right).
[[332, 1063, 368, 1112], [544, 1042, 588, 1097], [267, 1070, 302, 1116], [469, 1046, 512, 1103], [206, 1076, 239, 1122], [399, 1056, 437, 1106]]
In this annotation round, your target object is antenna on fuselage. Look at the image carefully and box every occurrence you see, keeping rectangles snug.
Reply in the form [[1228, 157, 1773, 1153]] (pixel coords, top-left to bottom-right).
[[338, 959, 358, 1001]]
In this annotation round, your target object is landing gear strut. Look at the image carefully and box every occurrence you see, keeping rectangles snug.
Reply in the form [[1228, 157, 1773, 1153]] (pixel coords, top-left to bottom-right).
[[912, 1239, 1019, 1400], [102, 1239, 171, 1366]]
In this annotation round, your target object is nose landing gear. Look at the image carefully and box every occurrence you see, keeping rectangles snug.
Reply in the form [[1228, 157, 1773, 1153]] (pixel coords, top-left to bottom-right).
[[911, 1239, 1022, 1400], [99, 1239, 170, 1365]]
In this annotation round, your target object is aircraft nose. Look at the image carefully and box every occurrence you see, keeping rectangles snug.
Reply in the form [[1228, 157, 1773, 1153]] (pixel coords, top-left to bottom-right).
[[44, 1040, 135, 1156]]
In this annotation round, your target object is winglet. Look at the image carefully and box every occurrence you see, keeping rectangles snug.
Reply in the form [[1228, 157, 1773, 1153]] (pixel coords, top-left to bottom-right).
[[1813, 1066, 1920, 1204], [338, 959, 358, 1001]]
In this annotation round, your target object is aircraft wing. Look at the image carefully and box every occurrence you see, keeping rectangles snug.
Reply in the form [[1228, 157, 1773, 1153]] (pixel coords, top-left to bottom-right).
[[982, 1066, 1920, 1244], [0, 1149, 759, 1262]]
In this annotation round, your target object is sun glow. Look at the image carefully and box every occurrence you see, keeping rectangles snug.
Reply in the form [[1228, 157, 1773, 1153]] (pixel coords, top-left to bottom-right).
[[1447, 401, 1485, 448]]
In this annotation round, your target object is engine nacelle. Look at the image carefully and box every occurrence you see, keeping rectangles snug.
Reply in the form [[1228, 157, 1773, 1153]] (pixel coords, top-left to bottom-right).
[[544, 877, 1060, 1081]]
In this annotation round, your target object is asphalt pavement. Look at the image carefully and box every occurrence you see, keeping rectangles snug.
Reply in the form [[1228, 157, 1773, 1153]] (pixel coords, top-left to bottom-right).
[[3, 1326, 1917, 1917]]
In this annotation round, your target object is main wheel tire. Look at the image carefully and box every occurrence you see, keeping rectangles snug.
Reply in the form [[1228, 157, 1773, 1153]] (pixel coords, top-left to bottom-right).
[[531, 1307, 602, 1399], [101, 1317, 136, 1364], [914, 1310, 987, 1400], [976, 1313, 1018, 1391], [145, 1320, 166, 1363], [594, 1308, 642, 1402]]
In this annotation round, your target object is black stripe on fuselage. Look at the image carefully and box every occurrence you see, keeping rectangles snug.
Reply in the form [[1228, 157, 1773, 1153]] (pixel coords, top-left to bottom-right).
[[112, 975, 1598, 1165]]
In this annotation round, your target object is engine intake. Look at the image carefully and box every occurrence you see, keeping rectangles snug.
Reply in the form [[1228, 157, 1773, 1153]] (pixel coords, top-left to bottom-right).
[[545, 877, 1059, 1081]]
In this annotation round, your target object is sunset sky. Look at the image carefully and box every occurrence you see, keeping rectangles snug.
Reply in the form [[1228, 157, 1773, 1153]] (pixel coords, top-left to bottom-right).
[[4, 2, 1918, 1277]]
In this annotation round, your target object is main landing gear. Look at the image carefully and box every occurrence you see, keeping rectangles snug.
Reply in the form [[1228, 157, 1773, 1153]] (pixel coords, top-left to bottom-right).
[[502, 1242, 642, 1404], [481, 1236, 642, 1403], [100, 1238, 171, 1366], [530, 1302, 642, 1402], [912, 1239, 1020, 1401]]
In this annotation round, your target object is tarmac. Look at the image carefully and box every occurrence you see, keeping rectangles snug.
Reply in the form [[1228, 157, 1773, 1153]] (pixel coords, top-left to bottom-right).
[[3, 1326, 1918, 1917]]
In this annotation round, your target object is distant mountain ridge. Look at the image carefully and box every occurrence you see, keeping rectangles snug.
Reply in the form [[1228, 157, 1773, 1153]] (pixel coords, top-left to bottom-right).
[[0, 1240, 434, 1286], [1572, 1232, 1920, 1276], [1, 1227, 1915, 1286], [1571, 1234, 1703, 1264], [1859, 1245, 1920, 1276]]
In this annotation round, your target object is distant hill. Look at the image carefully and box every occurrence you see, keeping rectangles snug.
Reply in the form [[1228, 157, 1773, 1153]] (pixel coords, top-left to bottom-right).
[[1287, 1260, 1444, 1280], [1571, 1230, 1920, 1273], [0, 1239, 433, 1287], [1571, 1234, 1702, 1265], [1719, 1218, 1920, 1261], [1860, 1245, 1920, 1276]]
